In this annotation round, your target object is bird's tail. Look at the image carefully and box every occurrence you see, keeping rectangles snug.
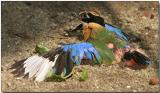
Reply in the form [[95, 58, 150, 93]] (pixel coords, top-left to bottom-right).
[[123, 50, 151, 66]]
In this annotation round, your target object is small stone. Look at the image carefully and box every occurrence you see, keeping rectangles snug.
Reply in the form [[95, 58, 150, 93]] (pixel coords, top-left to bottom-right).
[[155, 35, 158, 38], [145, 32, 148, 35], [125, 17, 133, 23], [142, 16, 147, 19], [133, 90, 137, 92], [7, 45, 10, 48], [22, 83, 26, 85], [1, 67, 3, 71], [64, 33, 69, 36], [70, 25, 74, 29], [145, 27, 151, 31], [149, 77, 159, 85], [143, 12, 150, 17], [126, 85, 131, 88], [150, 14, 154, 19], [57, 45, 61, 47], [16, 77, 21, 80]]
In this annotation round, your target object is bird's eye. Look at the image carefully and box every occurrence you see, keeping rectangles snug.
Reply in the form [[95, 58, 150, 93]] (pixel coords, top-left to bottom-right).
[[79, 12, 90, 20], [82, 14, 89, 19], [86, 14, 90, 18]]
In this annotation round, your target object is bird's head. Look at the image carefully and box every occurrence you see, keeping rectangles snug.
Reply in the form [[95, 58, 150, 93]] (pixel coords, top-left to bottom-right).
[[79, 11, 92, 23], [79, 10, 100, 23]]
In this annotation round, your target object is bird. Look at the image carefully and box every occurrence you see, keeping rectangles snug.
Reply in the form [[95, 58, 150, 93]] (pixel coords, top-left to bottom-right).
[[67, 11, 151, 67], [12, 21, 120, 81], [15, 22, 123, 81], [12, 11, 151, 82]]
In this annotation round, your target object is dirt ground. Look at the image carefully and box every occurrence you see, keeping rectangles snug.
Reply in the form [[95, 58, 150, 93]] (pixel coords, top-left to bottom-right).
[[1, 1, 159, 92]]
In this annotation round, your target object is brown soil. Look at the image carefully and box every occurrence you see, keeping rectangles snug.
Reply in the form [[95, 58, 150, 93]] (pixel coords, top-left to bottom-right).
[[1, 1, 159, 92]]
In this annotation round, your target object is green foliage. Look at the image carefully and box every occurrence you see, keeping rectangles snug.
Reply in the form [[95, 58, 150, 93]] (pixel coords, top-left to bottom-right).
[[46, 68, 74, 82], [45, 74, 66, 82], [35, 43, 50, 55], [47, 68, 53, 78], [79, 68, 88, 81], [45, 69, 66, 82]]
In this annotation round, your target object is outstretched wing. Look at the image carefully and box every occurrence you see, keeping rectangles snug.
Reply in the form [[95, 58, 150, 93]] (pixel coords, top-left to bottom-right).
[[12, 42, 101, 81]]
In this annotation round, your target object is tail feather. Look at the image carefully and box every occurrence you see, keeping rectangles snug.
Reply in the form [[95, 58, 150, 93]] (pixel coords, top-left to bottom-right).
[[131, 51, 151, 65], [123, 50, 151, 65]]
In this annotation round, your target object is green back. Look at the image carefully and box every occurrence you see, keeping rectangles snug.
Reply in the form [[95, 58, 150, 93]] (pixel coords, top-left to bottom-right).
[[89, 29, 128, 64]]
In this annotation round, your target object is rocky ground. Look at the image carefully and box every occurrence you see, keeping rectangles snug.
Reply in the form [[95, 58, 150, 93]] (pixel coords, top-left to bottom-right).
[[1, 1, 159, 92]]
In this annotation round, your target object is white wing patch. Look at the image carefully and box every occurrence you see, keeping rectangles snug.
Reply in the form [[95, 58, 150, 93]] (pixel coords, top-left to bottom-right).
[[35, 59, 50, 81], [23, 54, 59, 82]]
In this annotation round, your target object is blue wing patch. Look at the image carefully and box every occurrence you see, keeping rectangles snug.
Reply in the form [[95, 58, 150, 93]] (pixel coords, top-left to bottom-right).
[[105, 23, 128, 41], [62, 42, 101, 65]]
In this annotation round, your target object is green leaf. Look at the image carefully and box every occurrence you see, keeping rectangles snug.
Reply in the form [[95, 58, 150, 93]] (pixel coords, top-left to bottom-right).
[[47, 68, 53, 78], [35, 43, 50, 55], [45, 74, 66, 82], [79, 68, 88, 81]]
